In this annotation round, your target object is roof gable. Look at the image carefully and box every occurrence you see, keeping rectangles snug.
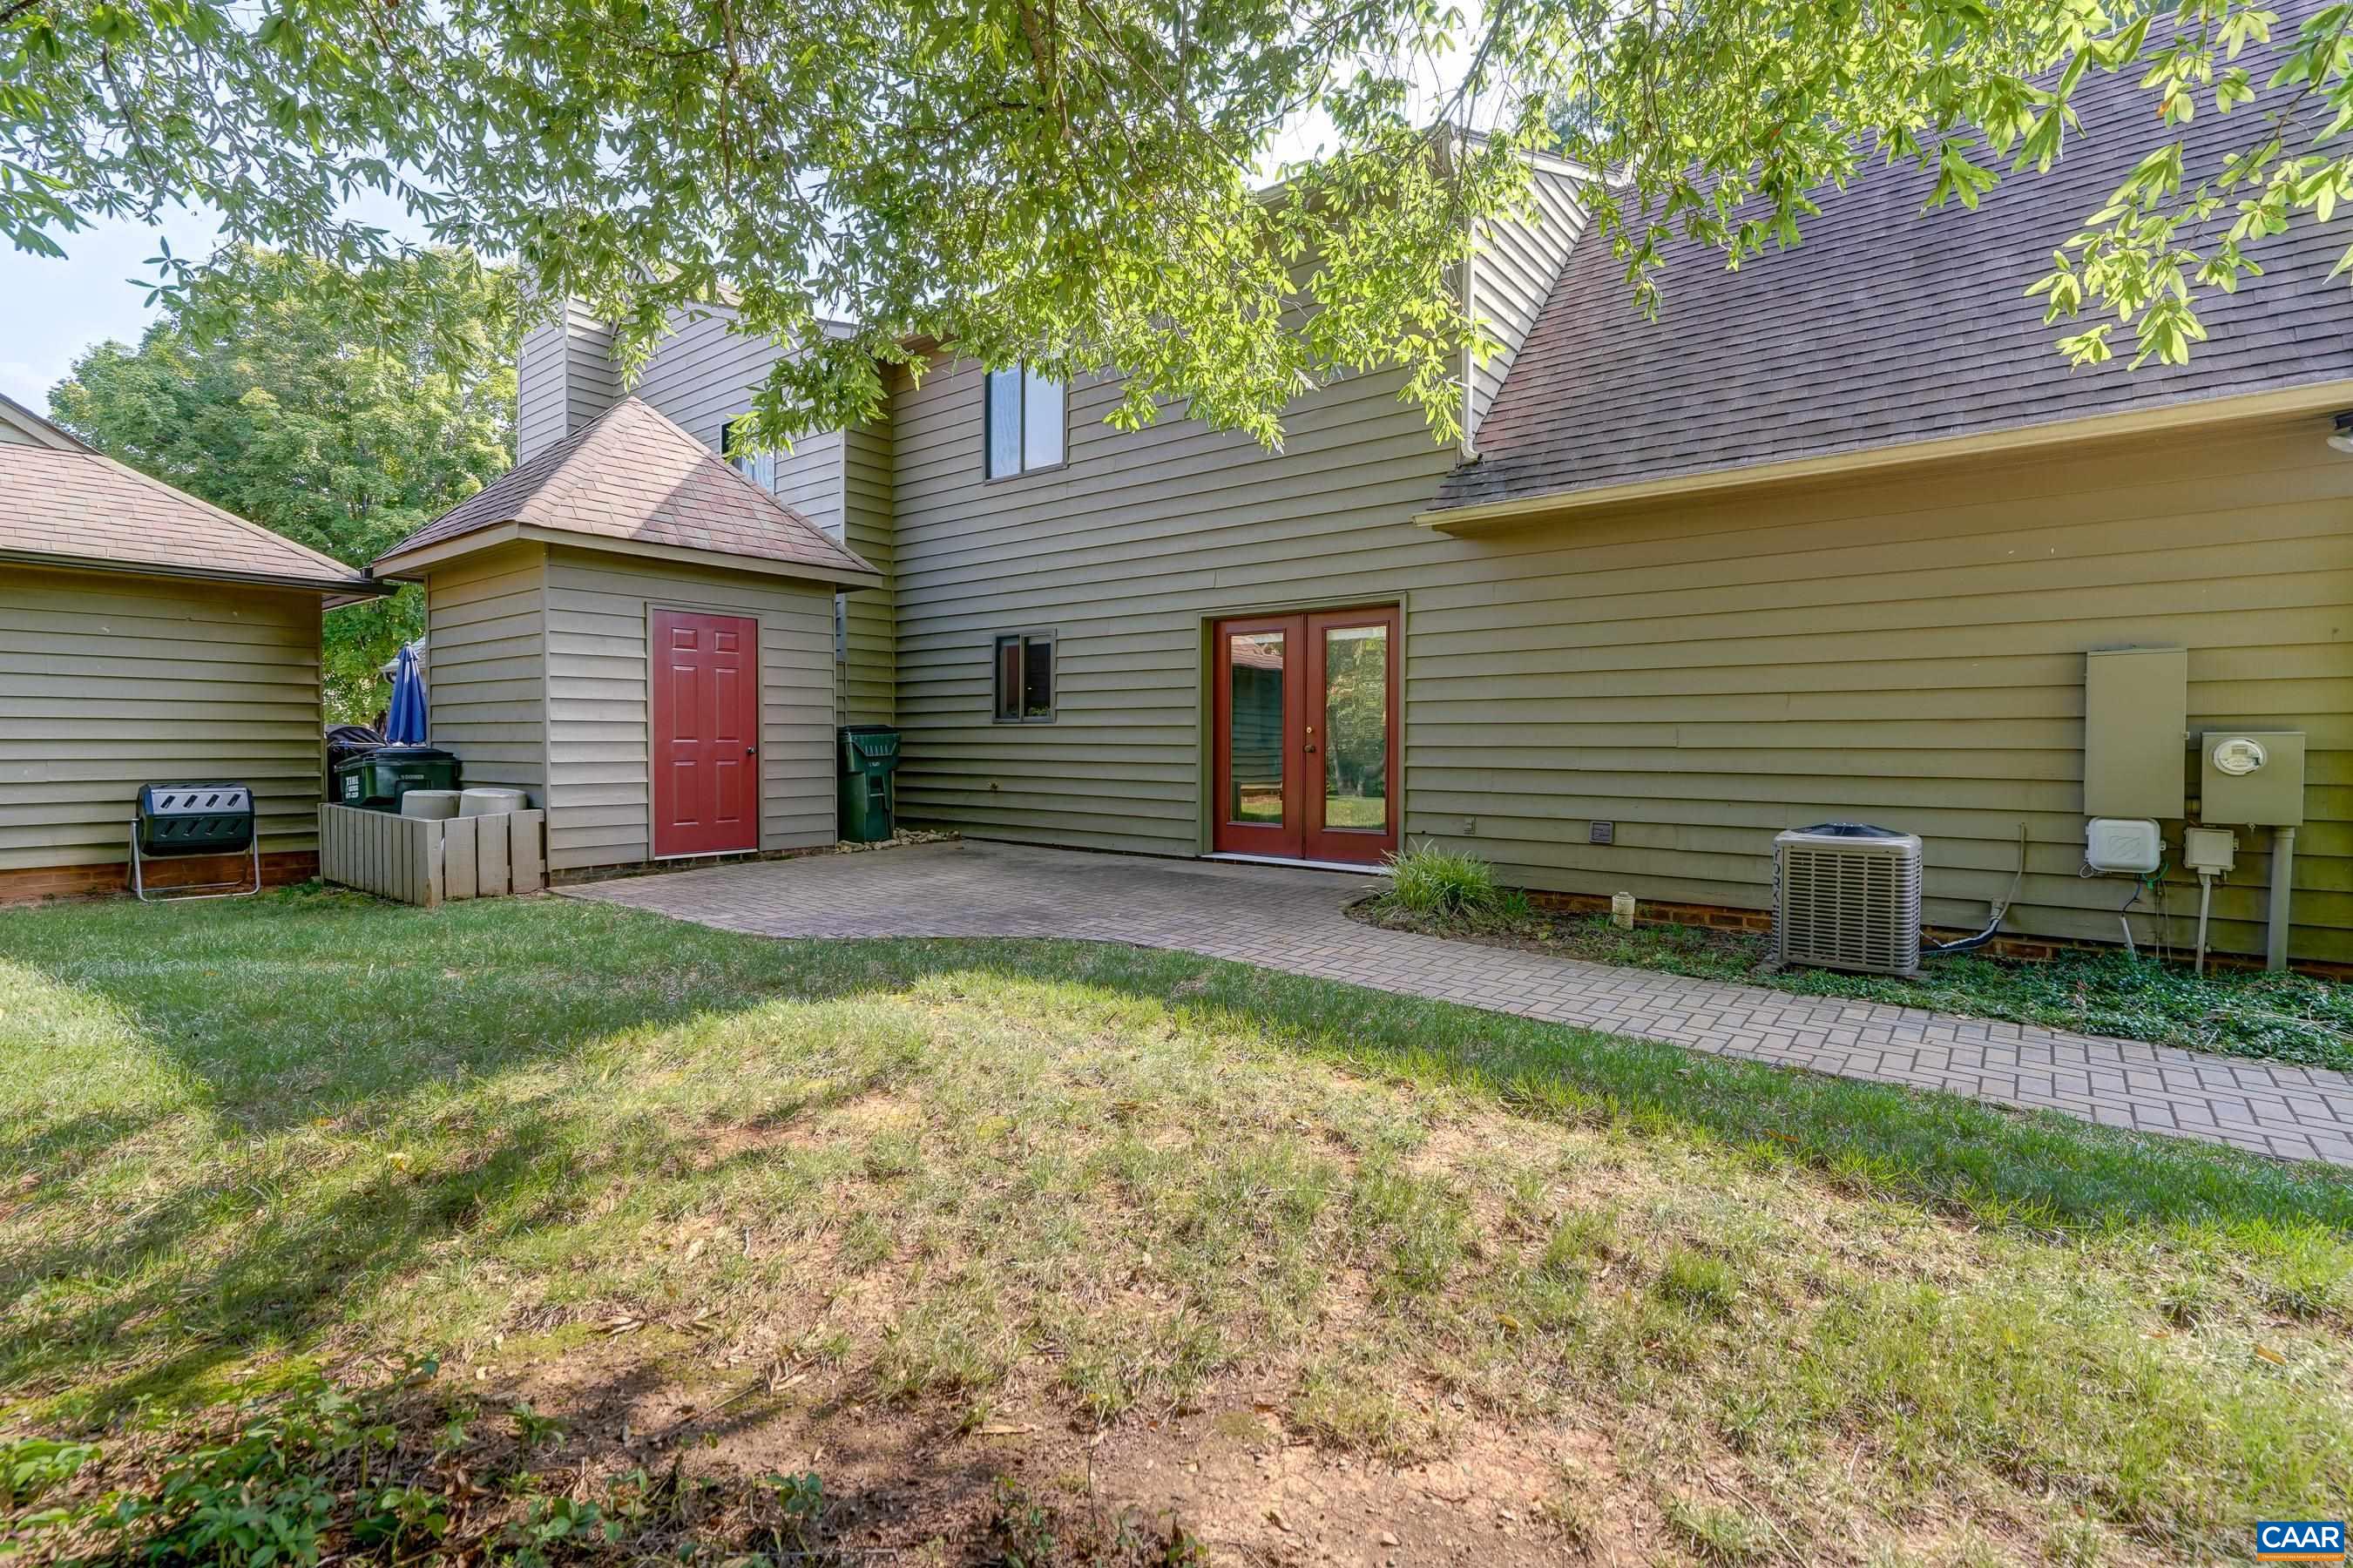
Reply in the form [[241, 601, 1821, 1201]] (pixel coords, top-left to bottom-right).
[[0, 392, 90, 450], [0, 423, 375, 593], [375, 396, 877, 583], [1435, 24, 2353, 515]]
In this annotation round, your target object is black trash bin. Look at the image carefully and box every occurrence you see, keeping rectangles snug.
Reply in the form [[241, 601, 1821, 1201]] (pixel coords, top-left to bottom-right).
[[324, 724, 383, 791]]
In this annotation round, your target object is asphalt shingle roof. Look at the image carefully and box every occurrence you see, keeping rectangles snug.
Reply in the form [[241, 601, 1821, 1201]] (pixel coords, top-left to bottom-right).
[[377, 396, 876, 580], [0, 413, 370, 591], [1436, 27, 2353, 513]]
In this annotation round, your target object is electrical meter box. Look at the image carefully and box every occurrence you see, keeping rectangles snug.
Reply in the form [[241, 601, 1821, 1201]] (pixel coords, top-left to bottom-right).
[[2084, 647, 2187, 819], [2200, 731, 2305, 827]]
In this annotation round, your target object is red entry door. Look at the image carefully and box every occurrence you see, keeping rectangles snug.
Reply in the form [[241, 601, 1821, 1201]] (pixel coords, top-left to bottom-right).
[[652, 610, 760, 857], [1211, 606, 1400, 864]]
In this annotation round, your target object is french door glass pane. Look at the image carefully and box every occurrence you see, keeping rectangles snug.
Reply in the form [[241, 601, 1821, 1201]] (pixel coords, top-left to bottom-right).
[[985, 368, 1024, 477], [1023, 372, 1065, 469], [1227, 631, 1285, 824], [1322, 624, 1387, 831]]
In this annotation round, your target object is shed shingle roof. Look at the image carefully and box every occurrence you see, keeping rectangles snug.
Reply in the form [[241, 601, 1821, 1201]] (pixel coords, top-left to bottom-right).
[[1435, 25, 2353, 514], [376, 396, 876, 580], [0, 403, 372, 592]]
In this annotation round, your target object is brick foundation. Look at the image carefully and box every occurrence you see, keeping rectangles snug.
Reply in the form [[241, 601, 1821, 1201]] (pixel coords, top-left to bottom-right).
[[1524, 887, 2353, 978], [1528, 889, 1774, 935], [0, 851, 316, 905]]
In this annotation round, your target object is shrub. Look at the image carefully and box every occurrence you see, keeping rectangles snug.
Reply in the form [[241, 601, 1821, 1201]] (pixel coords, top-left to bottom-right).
[[1383, 841, 1504, 919]]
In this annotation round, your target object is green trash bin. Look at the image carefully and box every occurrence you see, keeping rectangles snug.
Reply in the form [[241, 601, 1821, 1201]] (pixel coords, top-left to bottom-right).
[[333, 746, 463, 812], [837, 726, 901, 843]]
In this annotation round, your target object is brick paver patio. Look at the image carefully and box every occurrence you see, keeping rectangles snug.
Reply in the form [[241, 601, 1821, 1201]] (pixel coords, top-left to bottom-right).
[[565, 839, 2353, 1167]]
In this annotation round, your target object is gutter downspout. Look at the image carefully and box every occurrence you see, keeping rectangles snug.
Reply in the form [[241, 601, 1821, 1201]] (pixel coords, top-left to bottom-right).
[[2268, 826, 2297, 973]]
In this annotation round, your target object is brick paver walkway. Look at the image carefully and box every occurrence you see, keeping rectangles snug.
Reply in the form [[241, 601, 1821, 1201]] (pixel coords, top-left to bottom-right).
[[566, 839, 2353, 1167]]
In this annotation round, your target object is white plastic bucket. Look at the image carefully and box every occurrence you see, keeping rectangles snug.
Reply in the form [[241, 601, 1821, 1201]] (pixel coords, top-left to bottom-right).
[[400, 790, 463, 821], [459, 787, 527, 817]]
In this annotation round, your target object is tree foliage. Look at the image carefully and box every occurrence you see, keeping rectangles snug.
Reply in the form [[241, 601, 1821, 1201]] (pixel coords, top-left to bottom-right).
[[47, 247, 517, 723], [6, 0, 2350, 448]]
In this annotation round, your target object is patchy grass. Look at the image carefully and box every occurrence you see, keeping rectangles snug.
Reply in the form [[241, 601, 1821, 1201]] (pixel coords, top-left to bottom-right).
[[1358, 891, 2353, 1070], [9, 1368, 1200, 1567], [3, 888, 2351, 1564]]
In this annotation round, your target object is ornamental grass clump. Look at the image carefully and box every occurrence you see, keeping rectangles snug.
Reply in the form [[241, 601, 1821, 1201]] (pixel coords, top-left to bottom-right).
[[1382, 841, 1504, 920]]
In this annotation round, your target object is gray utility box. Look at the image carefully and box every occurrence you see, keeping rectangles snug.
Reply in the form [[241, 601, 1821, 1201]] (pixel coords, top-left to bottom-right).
[[2201, 731, 2305, 827], [2083, 646, 2187, 819]]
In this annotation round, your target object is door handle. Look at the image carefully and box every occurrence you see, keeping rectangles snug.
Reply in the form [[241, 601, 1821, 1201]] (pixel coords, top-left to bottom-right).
[[746, 746, 758, 756]]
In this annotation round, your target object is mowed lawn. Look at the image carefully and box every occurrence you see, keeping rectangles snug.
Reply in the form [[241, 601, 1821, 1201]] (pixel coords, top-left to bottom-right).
[[4, 886, 2353, 1564]]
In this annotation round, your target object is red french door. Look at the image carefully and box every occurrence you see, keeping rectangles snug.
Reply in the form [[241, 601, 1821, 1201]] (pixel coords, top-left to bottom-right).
[[1211, 605, 1399, 864], [651, 610, 760, 857]]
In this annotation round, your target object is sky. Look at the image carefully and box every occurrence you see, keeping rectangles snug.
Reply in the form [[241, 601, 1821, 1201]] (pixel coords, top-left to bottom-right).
[[0, 183, 436, 410], [0, 211, 223, 410]]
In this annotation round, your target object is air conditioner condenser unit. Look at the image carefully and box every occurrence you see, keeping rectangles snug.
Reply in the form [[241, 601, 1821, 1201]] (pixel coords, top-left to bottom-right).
[[1773, 823, 1924, 977]]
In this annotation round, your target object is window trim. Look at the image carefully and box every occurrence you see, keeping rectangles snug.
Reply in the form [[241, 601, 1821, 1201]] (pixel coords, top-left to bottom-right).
[[991, 629, 1058, 724], [981, 364, 1069, 483]]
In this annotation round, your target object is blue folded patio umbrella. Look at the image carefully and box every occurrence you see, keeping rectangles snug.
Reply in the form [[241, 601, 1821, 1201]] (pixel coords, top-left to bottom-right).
[[384, 643, 429, 745]]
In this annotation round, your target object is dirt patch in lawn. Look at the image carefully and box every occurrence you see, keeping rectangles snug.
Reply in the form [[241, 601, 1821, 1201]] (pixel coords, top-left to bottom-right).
[[385, 1327, 1626, 1566]]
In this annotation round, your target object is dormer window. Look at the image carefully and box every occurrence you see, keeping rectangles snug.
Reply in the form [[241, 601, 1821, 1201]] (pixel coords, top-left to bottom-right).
[[984, 366, 1065, 479]]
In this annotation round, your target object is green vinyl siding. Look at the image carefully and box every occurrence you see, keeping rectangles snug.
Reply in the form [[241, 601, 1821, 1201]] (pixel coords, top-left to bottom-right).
[[888, 351, 2353, 964], [612, 305, 896, 726], [517, 301, 620, 462], [840, 418, 896, 725], [889, 355, 1460, 862], [542, 548, 835, 870], [420, 542, 839, 873], [0, 564, 323, 868], [1464, 168, 1586, 449], [423, 540, 548, 799]]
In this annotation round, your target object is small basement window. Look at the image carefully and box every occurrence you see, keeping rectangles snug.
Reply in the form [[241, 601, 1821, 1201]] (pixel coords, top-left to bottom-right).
[[984, 366, 1065, 479], [720, 416, 777, 492], [993, 632, 1055, 722]]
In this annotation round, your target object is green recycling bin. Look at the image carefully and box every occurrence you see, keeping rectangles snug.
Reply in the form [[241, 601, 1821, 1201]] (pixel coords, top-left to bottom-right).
[[333, 745, 462, 812], [837, 726, 901, 843]]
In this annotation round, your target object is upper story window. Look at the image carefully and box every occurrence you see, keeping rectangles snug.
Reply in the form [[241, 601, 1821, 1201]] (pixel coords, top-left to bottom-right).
[[984, 366, 1065, 479], [721, 416, 777, 492]]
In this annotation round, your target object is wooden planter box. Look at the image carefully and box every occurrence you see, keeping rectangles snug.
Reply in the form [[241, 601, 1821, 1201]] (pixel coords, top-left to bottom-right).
[[318, 803, 546, 907]]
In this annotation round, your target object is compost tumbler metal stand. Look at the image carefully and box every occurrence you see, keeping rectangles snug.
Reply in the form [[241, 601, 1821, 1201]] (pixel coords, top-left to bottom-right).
[[128, 821, 263, 902]]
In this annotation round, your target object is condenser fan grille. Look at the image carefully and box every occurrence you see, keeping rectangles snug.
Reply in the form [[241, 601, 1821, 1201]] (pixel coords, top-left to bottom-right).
[[1774, 827, 1923, 976]]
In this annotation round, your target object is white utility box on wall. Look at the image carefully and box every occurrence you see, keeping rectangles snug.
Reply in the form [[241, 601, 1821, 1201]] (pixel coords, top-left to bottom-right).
[[2085, 817, 2163, 875], [2181, 826, 2237, 875]]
